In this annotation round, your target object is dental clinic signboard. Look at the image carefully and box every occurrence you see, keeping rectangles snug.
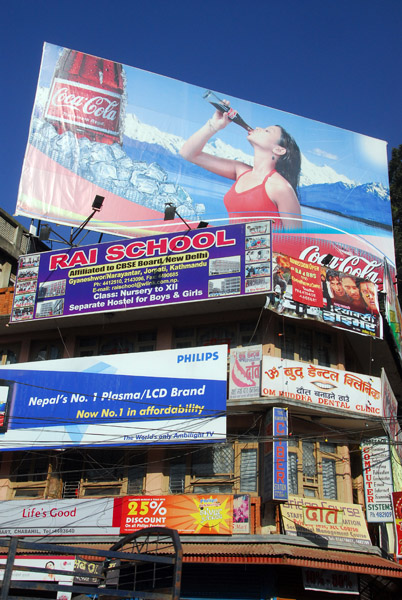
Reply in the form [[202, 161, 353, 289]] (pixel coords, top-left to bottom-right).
[[10, 221, 271, 323], [0, 346, 227, 451], [261, 357, 382, 417]]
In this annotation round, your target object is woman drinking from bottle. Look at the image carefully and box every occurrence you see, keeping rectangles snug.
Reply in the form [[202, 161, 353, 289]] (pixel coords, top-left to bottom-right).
[[180, 101, 302, 230]]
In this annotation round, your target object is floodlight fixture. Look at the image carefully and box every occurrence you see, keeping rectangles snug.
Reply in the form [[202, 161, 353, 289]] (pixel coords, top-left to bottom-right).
[[164, 203, 208, 231], [37, 195, 106, 248]]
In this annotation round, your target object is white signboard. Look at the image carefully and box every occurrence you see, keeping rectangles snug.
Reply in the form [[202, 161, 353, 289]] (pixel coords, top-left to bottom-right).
[[229, 345, 262, 400], [362, 437, 394, 522], [0, 498, 118, 537], [0, 556, 74, 600], [261, 357, 382, 416]]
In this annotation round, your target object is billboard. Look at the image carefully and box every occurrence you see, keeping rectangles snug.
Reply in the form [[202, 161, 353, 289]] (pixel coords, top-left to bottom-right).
[[0, 346, 227, 451], [281, 496, 371, 545], [268, 253, 382, 338], [261, 356, 382, 416], [10, 222, 272, 323], [16, 43, 395, 280], [0, 495, 247, 538], [120, 495, 233, 535], [0, 498, 119, 536]]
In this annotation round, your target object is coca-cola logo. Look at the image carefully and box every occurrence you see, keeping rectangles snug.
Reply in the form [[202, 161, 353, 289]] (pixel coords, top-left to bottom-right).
[[46, 79, 121, 133], [299, 245, 382, 284], [51, 87, 119, 121]]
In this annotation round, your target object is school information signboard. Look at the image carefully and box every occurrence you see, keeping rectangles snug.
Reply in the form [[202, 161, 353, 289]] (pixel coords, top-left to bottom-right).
[[10, 222, 271, 322], [0, 346, 227, 451]]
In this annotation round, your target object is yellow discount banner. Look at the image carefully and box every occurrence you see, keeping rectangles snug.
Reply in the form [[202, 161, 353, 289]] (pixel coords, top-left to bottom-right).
[[120, 495, 233, 535]]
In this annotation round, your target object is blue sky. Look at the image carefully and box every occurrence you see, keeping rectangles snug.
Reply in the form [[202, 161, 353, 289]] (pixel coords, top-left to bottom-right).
[[1, 0, 401, 232]]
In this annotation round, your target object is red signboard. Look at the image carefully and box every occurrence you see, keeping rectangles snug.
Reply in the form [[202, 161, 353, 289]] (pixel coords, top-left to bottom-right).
[[289, 256, 323, 307], [120, 495, 233, 535]]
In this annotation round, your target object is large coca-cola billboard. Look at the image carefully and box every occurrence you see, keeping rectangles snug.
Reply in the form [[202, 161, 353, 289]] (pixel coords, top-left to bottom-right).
[[16, 43, 395, 287]]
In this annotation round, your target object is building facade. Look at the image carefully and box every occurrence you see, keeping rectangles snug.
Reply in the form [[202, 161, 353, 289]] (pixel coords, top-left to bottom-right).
[[0, 218, 402, 600]]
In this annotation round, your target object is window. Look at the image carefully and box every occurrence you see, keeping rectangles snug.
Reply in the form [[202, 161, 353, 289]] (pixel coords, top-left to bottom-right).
[[77, 331, 156, 357], [63, 449, 146, 498], [173, 321, 262, 351], [8, 451, 50, 499], [168, 443, 258, 495], [288, 440, 339, 499], [29, 340, 63, 361], [279, 324, 335, 367], [0, 345, 19, 365], [10, 452, 50, 483], [240, 448, 258, 492]]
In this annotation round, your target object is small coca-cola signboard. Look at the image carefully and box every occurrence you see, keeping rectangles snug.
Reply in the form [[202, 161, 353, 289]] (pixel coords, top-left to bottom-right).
[[45, 78, 122, 138]]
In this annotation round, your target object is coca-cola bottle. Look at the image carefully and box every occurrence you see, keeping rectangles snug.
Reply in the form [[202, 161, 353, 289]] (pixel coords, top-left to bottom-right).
[[203, 90, 253, 132], [45, 48, 125, 145]]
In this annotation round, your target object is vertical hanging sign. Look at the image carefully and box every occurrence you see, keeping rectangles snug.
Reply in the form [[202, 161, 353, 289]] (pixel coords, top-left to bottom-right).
[[362, 437, 393, 522], [263, 407, 288, 502]]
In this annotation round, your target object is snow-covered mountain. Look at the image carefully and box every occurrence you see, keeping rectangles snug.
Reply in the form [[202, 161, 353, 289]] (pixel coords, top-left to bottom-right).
[[125, 112, 356, 187], [34, 84, 359, 188]]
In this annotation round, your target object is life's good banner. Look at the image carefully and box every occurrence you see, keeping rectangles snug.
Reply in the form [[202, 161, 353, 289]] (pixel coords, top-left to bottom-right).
[[17, 43, 395, 281], [120, 495, 233, 535]]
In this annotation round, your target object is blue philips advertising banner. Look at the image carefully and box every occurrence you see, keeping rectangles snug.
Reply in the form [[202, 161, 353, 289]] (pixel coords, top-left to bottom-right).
[[10, 221, 272, 323], [0, 346, 227, 451]]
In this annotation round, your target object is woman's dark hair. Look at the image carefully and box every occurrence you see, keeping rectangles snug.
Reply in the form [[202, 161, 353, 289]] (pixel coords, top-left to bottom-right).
[[275, 126, 301, 195]]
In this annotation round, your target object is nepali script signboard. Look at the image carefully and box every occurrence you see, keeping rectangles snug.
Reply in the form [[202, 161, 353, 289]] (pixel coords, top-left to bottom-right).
[[229, 345, 262, 400], [10, 222, 271, 323], [281, 496, 371, 545], [0, 346, 227, 451], [269, 253, 382, 338], [16, 43, 395, 287], [261, 356, 382, 417]]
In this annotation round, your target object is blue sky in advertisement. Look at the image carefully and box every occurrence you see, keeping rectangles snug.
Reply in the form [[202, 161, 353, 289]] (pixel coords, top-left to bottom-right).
[[1, 0, 401, 236]]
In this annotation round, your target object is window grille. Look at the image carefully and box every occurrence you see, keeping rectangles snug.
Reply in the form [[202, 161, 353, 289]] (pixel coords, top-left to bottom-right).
[[240, 448, 257, 492], [192, 444, 234, 477], [322, 459, 337, 499]]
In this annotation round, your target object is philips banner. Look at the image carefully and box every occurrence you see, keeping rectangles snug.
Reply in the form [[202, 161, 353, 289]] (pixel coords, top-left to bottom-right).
[[16, 43, 394, 283], [0, 346, 227, 451], [10, 222, 271, 322]]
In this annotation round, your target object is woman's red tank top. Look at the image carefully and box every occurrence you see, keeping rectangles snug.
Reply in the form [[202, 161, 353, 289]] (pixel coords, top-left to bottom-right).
[[223, 169, 280, 224]]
